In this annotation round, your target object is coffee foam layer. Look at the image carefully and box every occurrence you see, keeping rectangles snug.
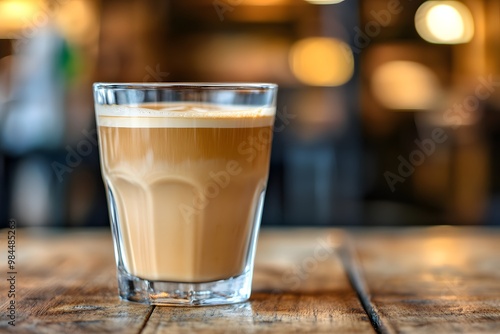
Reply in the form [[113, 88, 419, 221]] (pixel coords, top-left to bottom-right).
[[96, 103, 275, 128]]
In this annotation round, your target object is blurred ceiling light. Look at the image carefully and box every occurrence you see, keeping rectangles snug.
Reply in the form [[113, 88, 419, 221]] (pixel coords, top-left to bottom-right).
[[0, 0, 43, 35], [289, 37, 354, 87], [371, 61, 441, 110], [415, 1, 474, 44], [304, 0, 345, 4]]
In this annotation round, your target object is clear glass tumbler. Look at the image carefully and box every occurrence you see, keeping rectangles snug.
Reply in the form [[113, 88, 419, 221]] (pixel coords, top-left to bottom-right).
[[93, 83, 277, 306]]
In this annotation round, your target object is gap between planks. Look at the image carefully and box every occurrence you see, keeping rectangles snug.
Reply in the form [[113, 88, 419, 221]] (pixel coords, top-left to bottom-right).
[[337, 233, 396, 334], [136, 230, 391, 334], [139, 306, 156, 334]]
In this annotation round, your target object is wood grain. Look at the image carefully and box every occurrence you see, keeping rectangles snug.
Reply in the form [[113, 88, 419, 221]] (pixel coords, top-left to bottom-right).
[[351, 227, 500, 334], [10, 227, 500, 333], [0, 228, 373, 334], [143, 229, 373, 334], [0, 229, 151, 333]]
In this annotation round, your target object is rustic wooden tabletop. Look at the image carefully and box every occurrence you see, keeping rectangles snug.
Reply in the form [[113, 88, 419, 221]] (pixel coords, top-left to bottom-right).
[[1, 227, 500, 333]]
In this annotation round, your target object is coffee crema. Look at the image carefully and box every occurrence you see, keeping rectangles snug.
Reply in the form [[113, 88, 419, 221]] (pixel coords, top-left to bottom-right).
[[97, 103, 274, 282]]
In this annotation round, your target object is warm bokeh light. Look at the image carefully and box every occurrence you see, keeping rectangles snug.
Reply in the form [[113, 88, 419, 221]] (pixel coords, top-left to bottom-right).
[[421, 236, 467, 268], [54, 0, 99, 45], [244, 0, 287, 5], [0, 0, 44, 36], [304, 0, 345, 4], [289, 37, 354, 87], [415, 1, 474, 44], [371, 61, 441, 110], [427, 5, 464, 41]]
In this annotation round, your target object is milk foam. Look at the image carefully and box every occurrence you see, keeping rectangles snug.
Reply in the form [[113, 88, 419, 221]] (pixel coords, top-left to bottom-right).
[[96, 103, 275, 128]]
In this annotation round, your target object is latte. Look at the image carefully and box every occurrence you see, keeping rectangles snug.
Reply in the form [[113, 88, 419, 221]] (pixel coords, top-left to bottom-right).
[[97, 103, 274, 282]]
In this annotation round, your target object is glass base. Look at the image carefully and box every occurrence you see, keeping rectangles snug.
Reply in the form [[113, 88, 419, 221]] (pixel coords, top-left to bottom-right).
[[116, 267, 253, 306]]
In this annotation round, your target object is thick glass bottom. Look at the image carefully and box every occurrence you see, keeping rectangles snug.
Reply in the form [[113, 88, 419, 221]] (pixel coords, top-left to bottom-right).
[[116, 267, 253, 306]]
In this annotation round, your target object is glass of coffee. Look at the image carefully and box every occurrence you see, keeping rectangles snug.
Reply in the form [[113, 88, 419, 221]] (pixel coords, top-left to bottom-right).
[[93, 83, 277, 306]]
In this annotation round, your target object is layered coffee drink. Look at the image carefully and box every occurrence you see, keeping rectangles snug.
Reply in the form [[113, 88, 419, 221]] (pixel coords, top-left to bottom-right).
[[96, 103, 274, 283]]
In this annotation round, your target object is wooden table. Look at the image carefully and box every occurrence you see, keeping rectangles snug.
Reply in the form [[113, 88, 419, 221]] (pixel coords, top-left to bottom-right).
[[1, 227, 500, 333]]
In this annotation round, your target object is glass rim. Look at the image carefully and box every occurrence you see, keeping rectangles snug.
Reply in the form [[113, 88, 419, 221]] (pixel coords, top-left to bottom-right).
[[93, 82, 278, 91]]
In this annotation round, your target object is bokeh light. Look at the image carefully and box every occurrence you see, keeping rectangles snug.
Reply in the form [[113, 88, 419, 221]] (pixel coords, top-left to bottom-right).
[[289, 37, 354, 87], [54, 0, 99, 45], [371, 61, 441, 110], [243, 0, 287, 5], [304, 0, 345, 4], [0, 0, 44, 35], [415, 1, 474, 44]]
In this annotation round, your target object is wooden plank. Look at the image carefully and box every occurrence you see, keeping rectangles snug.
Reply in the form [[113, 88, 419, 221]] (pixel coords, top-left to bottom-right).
[[351, 227, 500, 334], [143, 229, 374, 333], [0, 229, 151, 334]]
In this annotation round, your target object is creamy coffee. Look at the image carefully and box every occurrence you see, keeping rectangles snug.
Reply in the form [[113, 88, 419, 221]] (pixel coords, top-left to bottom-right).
[[96, 103, 274, 282]]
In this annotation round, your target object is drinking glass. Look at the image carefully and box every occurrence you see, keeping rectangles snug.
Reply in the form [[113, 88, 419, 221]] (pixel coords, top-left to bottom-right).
[[93, 83, 277, 306]]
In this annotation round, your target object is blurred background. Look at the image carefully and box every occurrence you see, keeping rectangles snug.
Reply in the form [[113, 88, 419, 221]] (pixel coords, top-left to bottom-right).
[[0, 0, 499, 228]]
